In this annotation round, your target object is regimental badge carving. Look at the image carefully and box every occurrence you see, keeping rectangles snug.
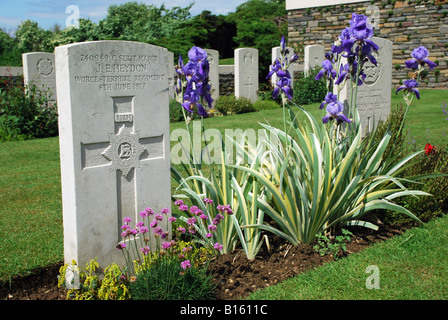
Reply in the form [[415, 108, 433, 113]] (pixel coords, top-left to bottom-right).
[[102, 125, 146, 177], [244, 52, 253, 66], [363, 51, 381, 86], [37, 58, 54, 76]]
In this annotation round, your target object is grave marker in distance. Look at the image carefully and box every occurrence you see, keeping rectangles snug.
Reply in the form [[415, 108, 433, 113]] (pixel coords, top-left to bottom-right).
[[22, 52, 57, 103], [235, 48, 259, 102]]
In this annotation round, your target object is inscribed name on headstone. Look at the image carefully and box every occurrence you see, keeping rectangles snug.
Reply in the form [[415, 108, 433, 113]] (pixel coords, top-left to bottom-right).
[[271, 46, 295, 88], [55, 41, 171, 268], [304, 45, 325, 75], [22, 52, 57, 103], [335, 37, 393, 135], [205, 49, 219, 103], [235, 48, 259, 102]]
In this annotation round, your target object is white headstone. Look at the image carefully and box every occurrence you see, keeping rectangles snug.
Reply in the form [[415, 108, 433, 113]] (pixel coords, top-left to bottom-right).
[[304, 45, 325, 75], [22, 52, 57, 103], [55, 41, 171, 268], [205, 49, 219, 103], [335, 37, 393, 135], [271, 46, 295, 88], [235, 48, 259, 102]]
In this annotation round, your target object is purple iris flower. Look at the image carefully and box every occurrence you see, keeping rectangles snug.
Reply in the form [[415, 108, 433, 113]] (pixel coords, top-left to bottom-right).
[[188, 46, 207, 63], [176, 46, 214, 117], [349, 14, 373, 41], [280, 35, 286, 54], [348, 14, 378, 51], [266, 59, 281, 79], [319, 92, 338, 110], [405, 46, 437, 70], [338, 27, 355, 54], [396, 79, 420, 99], [315, 59, 337, 81], [322, 99, 351, 125], [267, 36, 296, 101], [335, 63, 350, 85], [176, 55, 184, 76], [360, 42, 378, 65], [267, 59, 291, 79], [273, 77, 293, 100]]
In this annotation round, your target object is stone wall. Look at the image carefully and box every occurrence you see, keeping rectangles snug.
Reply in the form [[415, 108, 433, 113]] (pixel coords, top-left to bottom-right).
[[287, 0, 448, 88], [219, 65, 235, 96]]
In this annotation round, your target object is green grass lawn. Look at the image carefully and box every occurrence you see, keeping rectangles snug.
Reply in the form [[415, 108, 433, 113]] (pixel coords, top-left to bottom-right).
[[247, 213, 448, 300], [0, 89, 447, 288]]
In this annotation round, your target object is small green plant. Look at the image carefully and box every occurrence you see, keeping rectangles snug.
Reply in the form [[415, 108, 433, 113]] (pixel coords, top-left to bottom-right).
[[253, 99, 281, 111], [293, 66, 327, 105], [0, 77, 58, 141], [129, 253, 215, 300], [313, 229, 353, 259], [215, 95, 255, 115], [58, 258, 131, 300]]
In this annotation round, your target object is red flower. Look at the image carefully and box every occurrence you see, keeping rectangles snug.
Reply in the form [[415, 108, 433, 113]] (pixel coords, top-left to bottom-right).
[[424, 143, 436, 155]]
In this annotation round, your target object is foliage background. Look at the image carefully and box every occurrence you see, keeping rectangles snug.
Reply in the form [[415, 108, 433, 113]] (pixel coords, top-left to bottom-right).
[[0, 0, 287, 81]]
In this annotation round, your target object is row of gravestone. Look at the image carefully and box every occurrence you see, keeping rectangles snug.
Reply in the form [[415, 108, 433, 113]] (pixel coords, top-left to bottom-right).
[[23, 47, 267, 104], [25, 39, 391, 268], [21, 44, 336, 105]]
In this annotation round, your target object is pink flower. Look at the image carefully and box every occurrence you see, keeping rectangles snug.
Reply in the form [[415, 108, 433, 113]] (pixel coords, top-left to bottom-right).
[[140, 208, 154, 218], [181, 260, 191, 270], [188, 226, 197, 234], [179, 204, 189, 212], [169, 216, 177, 222], [174, 199, 184, 206], [141, 246, 150, 255], [161, 208, 170, 214], [208, 224, 217, 231], [214, 242, 223, 251], [155, 214, 163, 221], [162, 241, 172, 249], [123, 217, 132, 224], [177, 226, 186, 233], [190, 206, 200, 215], [187, 217, 197, 225], [206, 233, 213, 238], [139, 226, 149, 234], [204, 198, 213, 205], [117, 242, 127, 250]]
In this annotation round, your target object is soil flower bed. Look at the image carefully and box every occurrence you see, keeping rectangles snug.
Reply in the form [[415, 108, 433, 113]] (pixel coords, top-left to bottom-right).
[[1, 219, 405, 301]]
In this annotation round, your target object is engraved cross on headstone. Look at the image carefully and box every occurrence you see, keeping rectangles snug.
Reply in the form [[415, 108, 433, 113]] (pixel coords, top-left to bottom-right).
[[81, 96, 164, 239], [243, 75, 253, 93]]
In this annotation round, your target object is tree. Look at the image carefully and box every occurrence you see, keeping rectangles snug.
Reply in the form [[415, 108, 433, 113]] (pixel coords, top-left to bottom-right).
[[15, 20, 53, 53], [227, 0, 287, 81], [97, 2, 193, 42], [0, 29, 15, 55], [52, 19, 101, 47]]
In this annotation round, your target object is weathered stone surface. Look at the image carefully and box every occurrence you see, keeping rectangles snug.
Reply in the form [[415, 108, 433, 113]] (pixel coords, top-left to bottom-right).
[[56, 41, 171, 268]]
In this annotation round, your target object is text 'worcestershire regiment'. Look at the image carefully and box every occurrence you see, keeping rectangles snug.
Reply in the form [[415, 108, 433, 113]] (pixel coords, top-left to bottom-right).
[[74, 54, 165, 91]]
